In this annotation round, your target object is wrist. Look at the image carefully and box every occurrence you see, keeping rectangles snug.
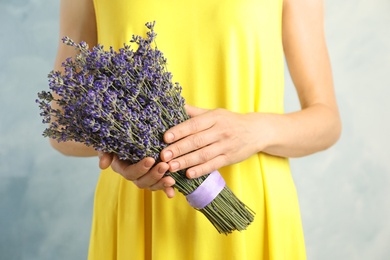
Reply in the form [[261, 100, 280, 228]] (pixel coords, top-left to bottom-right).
[[244, 112, 279, 155]]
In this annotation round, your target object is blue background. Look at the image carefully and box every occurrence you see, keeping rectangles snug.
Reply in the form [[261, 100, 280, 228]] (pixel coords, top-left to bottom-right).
[[1, 0, 389, 259]]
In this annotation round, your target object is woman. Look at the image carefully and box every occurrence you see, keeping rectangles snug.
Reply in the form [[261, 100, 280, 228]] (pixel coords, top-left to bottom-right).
[[51, 0, 341, 259]]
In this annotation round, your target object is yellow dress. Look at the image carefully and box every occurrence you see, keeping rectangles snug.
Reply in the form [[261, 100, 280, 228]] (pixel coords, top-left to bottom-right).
[[88, 0, 306, 259]]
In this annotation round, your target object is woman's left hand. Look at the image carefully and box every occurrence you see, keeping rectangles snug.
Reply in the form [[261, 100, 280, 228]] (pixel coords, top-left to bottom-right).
[[160, 105, 265, 179]]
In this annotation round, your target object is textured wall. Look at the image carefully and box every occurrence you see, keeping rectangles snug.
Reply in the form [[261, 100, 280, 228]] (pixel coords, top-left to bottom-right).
[[286, 1, 390, 259], [0, 1, 98, 259], [0, 0, 389, 259]]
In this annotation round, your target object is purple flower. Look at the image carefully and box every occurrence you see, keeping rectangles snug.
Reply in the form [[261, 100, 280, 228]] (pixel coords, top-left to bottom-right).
[[37, 21, 255, 235]]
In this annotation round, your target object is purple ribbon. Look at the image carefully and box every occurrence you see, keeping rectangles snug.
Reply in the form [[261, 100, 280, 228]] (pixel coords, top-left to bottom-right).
[[186, 170, 226, 209]]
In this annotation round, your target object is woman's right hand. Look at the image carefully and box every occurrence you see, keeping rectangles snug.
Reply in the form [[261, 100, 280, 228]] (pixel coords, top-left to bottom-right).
[[98, 152, 176, 198]]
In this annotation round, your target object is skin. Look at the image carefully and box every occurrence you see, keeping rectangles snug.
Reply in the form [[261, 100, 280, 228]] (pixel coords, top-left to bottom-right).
[[52, 0, 342, 199]]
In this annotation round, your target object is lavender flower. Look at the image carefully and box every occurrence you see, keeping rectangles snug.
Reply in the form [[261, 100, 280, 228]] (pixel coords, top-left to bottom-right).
[[37, 21, 254, 234]]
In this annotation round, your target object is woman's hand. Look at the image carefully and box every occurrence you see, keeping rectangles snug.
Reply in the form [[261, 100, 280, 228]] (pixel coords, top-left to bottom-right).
[[160, 105, 264, 179], [98, 152, 176, 198]]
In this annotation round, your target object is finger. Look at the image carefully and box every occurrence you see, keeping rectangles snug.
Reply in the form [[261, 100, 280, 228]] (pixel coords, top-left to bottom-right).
[[111, 156, 155, 181], [185, 155, 228, 179], [161, 127, 218, 162], [184, 104, 208, 118], [133, 162, 169, 189], [164, 186, 176, 198], [98, 152, 113, 170], [167, 141, 221, 172], [163, 108, 212, 144], [148, 175, 175, 193]]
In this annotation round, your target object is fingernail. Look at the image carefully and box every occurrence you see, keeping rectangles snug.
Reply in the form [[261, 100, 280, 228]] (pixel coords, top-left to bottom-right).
[[158, 166, 166, 174], [165, 132, 174, 142], [187, 169, 195, 178], [170, 161, 179, 171], [144, 160, 154, 168], [163, 150, 173, 161]]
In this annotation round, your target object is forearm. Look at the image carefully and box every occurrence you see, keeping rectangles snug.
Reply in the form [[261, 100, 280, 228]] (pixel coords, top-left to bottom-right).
[[47, 0, 98, 157], [253, 103, 341, 158], [50, 139, 98, 157]]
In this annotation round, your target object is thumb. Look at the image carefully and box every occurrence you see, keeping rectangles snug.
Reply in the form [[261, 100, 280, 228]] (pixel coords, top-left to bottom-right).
[[184, 104, 208, 118]]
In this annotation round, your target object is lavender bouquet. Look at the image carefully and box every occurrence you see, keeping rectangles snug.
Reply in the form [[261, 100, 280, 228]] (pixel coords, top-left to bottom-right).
[[36, 22, 254, 234]]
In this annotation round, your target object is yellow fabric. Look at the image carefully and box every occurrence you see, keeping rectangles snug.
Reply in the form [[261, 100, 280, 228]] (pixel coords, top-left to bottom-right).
[[88, 0, 306, 259]]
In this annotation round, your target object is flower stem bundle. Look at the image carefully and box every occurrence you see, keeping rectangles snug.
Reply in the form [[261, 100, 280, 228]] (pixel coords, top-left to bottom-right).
[[36, 21, 254, 234]]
